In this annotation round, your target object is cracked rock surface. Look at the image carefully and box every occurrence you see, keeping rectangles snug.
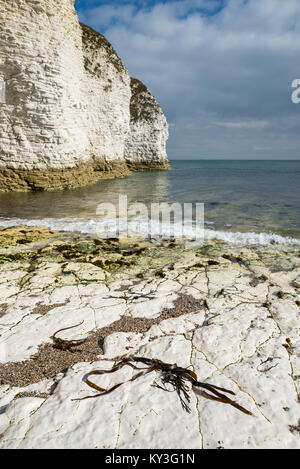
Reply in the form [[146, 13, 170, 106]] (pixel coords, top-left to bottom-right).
[[0, 226, 299, 448]]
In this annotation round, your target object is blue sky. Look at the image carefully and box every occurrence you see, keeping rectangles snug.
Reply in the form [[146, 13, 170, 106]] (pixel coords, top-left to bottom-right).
[[75, 0, 300, 160]]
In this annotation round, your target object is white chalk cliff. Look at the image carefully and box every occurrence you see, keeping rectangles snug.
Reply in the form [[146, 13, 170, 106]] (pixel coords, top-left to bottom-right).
[[0, 0, 169, 191], [125, 78, 169, 170]]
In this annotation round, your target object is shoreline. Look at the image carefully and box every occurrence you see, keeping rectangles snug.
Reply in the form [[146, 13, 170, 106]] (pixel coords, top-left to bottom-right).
[[0, 226, 299, 448], [0, 217, 299, 248], [0, 160, 170, 193]]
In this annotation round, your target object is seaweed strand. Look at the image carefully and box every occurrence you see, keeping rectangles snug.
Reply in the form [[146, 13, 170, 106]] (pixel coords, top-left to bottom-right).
[[72, 356, 253, 416], [51, 321, 86, 352]]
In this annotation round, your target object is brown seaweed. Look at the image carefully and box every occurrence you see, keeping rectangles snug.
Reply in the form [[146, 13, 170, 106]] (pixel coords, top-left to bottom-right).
[[72, 356, 253, 416], [50, 321, 86, 352]]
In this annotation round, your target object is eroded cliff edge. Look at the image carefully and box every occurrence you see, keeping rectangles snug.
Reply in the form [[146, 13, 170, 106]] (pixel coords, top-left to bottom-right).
[[0, 1, 169, 192], [125, 78, 169, 171], [80, 23, 131, 180]]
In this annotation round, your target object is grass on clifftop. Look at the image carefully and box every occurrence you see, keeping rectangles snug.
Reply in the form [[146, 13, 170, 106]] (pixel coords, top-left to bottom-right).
[[80, 22, 126, 76]]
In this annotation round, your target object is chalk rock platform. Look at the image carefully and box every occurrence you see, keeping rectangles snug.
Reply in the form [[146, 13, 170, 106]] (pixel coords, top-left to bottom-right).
[[0, 227, 299, 448]]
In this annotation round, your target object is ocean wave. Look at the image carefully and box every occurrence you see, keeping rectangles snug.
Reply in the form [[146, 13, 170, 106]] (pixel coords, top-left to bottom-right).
[[0, 216, 299, 246]]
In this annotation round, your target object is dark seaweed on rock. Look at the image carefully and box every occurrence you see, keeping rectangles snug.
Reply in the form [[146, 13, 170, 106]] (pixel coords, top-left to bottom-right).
[[51, 321, 86, 352], [72, 356, 253, 416]]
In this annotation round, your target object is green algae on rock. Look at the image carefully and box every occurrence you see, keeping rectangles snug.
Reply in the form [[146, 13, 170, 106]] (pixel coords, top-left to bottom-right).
[[0, 160, 131, 192]]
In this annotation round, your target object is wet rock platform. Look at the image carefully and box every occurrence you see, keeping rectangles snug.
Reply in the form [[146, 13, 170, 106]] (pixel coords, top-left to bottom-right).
[[0, 226, 299, 448]]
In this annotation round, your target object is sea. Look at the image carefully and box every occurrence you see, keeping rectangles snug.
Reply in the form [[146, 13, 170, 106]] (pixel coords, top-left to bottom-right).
[[0, 160, 299, 246]]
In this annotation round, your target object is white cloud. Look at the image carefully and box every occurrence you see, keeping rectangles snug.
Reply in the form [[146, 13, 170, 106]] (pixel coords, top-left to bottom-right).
[[253, 146, 272, 151], [212, 120, 269, 129], [77, 0, 300, 159]]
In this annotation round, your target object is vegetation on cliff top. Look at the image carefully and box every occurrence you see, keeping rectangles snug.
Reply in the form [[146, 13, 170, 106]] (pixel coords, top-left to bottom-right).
[[80, 22, 126, 76], [130, 77, 162, 124]]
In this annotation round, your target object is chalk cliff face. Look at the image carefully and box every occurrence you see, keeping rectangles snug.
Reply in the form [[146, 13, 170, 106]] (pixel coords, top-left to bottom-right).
[[80, 23, 130, 177], [0, 0, 90, 190], [0, 0, 169, 192], [125, 78, 169, 170]]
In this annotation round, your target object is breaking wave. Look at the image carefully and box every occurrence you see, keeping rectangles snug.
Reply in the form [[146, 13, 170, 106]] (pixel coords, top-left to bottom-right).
[[0, 216, 299, 247]]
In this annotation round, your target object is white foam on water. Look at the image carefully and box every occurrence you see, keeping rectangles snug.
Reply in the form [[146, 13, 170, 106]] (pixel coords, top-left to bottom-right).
[[0, 216, 299, 246], [204, 228, 300, 246]]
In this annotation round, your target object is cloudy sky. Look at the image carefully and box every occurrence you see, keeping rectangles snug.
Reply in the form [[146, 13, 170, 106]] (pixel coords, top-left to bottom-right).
[[75, 0, 300, 160]]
